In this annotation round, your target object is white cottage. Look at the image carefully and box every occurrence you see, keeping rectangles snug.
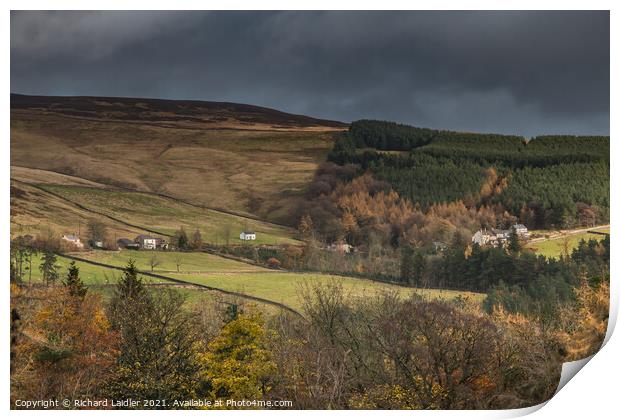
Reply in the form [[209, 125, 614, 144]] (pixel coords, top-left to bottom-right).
[[512, 224, 530, 238], [62, 234, 84, 249], [240, 231, 256, 241]]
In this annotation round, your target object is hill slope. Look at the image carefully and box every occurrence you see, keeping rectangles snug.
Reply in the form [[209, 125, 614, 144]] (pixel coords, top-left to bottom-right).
[[11, 94, 346, 226], [11, 93, 347, 131]]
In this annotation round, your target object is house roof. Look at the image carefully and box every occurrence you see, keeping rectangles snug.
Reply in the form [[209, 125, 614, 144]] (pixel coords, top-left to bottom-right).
[[241, 231, 256, 235], [63, 234, 80, 241], [513, 224, 527, 229], [135, 234, 159, 241]]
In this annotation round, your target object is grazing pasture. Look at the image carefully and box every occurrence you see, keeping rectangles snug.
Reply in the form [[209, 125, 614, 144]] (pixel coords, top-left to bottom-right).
[[525, 227, 610, 258], [73, 250, 485, 312]]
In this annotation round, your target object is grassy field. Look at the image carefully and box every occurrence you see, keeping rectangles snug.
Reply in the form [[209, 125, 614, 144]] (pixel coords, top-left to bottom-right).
[[11, 104, 341, 223], [11, 180, 145, 240], [525, 228, 610, 258], [26, 253, 142, 286], [25, 182, 300, 245], [23, 252, 278, 314], [73, 250, 270, 274], [70, 250, 485, 312]]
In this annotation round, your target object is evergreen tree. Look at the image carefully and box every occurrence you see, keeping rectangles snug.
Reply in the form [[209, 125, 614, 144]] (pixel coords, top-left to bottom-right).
[[411, 250, 426, 286], [106, 261, 200, 401], [114, 260, 146, 302], [508, 227, 522, 254], [39, 251, 60, 286], [174, 227, 189, 250], [63, 261, 87, 298], [400, 243, 414, 284]]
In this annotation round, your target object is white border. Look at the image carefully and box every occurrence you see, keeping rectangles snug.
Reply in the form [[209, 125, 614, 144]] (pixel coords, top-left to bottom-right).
[[3, 2, 616, 419]]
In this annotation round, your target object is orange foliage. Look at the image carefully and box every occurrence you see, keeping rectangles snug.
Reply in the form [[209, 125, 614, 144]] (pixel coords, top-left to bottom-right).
[[12, 287, 118, 402]]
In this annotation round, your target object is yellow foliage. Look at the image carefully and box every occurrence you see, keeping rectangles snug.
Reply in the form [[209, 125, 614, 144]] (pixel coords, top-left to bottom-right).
[[562, 281, 609, 360], [199, 314, 277, 408], [349, 380, 447, 409]]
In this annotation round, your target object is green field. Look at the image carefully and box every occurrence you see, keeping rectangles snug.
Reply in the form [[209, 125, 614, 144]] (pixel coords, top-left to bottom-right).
[[525, 228, 610, 258], [69, 250, 485, 312], [26, 253, 167, 286], [24, 252, 277, 313], [73, 250, 269, 274], [36, 184, 300, 246]]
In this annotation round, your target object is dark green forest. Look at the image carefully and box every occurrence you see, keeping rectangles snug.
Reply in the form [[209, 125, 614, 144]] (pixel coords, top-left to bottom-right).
[[328, 120, 609, 228]]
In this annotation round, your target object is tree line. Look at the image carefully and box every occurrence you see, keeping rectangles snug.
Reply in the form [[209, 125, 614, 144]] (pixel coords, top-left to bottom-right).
[[10, 257, 609, 409]]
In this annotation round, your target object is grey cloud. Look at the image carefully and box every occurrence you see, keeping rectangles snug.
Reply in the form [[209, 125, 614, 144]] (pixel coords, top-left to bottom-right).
[[10, 10, 609, 137]]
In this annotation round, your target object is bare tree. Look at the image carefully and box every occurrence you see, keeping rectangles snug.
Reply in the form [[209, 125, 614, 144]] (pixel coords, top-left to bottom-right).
[[148, 253, 161, 272], [173, 254, 183, 272]]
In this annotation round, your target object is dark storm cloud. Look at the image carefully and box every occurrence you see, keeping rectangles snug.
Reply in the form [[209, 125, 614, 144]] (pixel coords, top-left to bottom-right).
[[11, 11, 609, 136]]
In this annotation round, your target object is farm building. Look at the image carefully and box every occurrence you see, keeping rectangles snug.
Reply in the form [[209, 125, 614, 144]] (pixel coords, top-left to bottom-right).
[[326, 242, 354, 253], [472, 224, 529, 247], [472, 228, 509, 247], [61, 234, 84, 249], [512, 224, 530, 238], [134, 234, 167, 250], [117, 238, 139, 250], [90, 240, 104, 249], [240, 231, 256, 241]]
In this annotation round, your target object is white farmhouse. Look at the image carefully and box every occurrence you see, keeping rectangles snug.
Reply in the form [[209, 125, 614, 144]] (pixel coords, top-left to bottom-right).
[[472, 224, 530, 248], [326, 242, 354, 253], [512, 224, 530, 238], [135, 234, 161, 250], [62, 234, 84, 249], [240, 231, 256, 241]]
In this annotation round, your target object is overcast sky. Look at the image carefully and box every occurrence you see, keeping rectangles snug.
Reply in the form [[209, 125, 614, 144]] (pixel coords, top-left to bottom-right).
[[11, 11, 609, 137]]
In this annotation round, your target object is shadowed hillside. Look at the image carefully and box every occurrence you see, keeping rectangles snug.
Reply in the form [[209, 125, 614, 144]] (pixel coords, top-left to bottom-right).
[[11, 93, 347, 131]]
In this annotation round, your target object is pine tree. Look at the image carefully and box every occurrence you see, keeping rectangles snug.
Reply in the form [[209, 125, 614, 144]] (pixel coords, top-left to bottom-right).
[[508, 227, 522, 254], [63, 261, 87, 298], [114, 259, 146, 302], [400, 243, 414, 284], [175, 227, 189, 250], [39, 251, 60, 286], [411, 250, 426, 286]]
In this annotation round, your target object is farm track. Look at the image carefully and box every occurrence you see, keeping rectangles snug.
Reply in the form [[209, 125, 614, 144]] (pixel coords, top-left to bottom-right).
[[526, 224, 610, 244], [12, 165, 292, 229], [57, 252, 305, 318]]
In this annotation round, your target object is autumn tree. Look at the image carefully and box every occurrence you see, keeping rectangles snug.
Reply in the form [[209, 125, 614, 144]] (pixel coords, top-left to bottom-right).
[[199, 314, 276, 403], [298, 214, 314, 239], [15, 287, 117, 402], [561, 279, 609, 360], [266, 257, 281, 269], [191, 229, 203, 250]]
